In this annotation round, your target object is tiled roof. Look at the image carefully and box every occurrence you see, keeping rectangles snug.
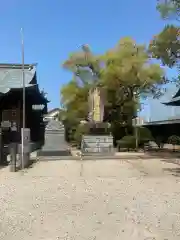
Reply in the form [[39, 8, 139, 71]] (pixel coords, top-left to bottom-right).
[[144, 118, 180, 125], [163, 86, 180, 106], [172, 88, 180, 98], [45, 108, 59, 117], [0, 63, 36, 93], [163, 95, 180, 106]]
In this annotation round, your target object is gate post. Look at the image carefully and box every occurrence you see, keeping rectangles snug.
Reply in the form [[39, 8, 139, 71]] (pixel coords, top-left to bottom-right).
[[0, 128, 3, 164], [9, 143, 17, 172], [0, 128, 8, 165]]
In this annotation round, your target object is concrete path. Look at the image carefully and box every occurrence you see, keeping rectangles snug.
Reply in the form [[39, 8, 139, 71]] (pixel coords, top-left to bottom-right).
[[0, 158, 180, 239]]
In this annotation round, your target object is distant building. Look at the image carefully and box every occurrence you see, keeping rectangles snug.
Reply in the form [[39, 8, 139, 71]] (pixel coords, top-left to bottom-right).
[[44, 108, 59, 121]]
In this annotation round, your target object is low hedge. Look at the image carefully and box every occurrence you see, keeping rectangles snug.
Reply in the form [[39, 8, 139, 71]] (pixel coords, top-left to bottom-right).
[[117, 127, 154, 151], [117, 135, 136, 151]]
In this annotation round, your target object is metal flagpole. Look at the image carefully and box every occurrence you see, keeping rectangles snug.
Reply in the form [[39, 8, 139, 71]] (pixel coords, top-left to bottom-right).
[[172, 94, 175, 118], [21, 28, 25, 170]]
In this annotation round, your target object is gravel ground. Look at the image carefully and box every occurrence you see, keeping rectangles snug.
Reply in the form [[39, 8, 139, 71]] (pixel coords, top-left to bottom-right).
[[0, 158, 180, 239]]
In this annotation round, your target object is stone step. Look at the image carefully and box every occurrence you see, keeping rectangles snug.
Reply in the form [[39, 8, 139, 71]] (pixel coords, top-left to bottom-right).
[[83, 135, 113, 138], [37, 150, 71, 157], [81, 152, 117, 160], [45, 130, 64, 134], [82, 156, 120, 160], [38, 156, 79, 161], [82, 149, 115, 154]]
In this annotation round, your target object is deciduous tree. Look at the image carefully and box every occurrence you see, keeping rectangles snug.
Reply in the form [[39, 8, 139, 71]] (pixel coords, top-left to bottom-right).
[[149, 25, 180, 68], [60, 45, 98, 141], [157, 0, 180, 20], [61, 39, 165, 143], [100, 38, 165, 140], [101, 38, 166, 116], [149, 1, 180, 85]]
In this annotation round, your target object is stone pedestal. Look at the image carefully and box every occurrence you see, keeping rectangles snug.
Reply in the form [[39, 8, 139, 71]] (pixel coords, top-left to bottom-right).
[[81, 122, 114, 155], [38, 120, 70, 156], [81, 135, 114, 154]]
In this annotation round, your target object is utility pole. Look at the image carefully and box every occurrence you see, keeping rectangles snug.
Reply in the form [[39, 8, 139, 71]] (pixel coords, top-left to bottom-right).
[[133, 90, 139, 150], [171, 106, 175, 118], [21, 28, 25, 170]]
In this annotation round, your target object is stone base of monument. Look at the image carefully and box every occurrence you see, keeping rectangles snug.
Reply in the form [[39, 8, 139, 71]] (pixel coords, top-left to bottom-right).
[[38, 120, 71, 157], [38, 150, 71, 157], [88, 122, 111, 135], [80, 122, 114, 156], [81, 135, 114, 155]]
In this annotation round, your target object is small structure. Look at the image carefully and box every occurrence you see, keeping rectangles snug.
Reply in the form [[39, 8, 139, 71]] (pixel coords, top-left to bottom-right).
[[38, 119, 70, 157], [38, 108, 71, 157], [0, 63, 48, 149]]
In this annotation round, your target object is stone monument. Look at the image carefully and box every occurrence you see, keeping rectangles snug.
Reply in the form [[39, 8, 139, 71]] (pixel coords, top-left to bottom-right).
[[38, 119, 70, 156], [81, 87, 114, 154], [63, 44, 114, 154], [88, 87, 104, 122]]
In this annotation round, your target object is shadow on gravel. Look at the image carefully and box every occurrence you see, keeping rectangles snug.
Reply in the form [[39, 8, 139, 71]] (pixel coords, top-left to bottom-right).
[[143, 149, 180, 160], [0, 156, 9, 170], [0, 164, 8, 170], [163, 167, 180, 177], [161, 158, 180, 166], [15, 159, 38, 171]]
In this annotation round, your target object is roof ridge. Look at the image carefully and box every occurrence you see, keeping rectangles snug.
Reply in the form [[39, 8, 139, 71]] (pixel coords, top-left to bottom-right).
[[48, 108, 60, 113], [0, 63, 37, 69]]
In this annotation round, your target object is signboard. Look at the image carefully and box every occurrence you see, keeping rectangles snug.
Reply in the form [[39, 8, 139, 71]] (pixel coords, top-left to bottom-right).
[[21, 128, 30, 143], [21, 128, 31, 154], [32, 104, 45, 110]]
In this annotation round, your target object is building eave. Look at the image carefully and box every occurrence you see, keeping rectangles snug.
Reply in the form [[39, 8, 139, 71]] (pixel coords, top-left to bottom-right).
[[0, 63, 37, 94], [172, 87, 180, 99], [162, 95, 180, 106], [0, 63, 37, 69]]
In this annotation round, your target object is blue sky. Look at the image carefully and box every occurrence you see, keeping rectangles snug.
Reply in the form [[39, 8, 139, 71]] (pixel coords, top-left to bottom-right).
[[0, 0, 178, 120]]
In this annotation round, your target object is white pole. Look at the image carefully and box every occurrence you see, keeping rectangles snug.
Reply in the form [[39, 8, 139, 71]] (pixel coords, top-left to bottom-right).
[[133, 91, 138, 150], [171, 106, 175, 118], [171, 94, 175, 118], [147, 98, 151, 122], [21, 28, 25, 170]]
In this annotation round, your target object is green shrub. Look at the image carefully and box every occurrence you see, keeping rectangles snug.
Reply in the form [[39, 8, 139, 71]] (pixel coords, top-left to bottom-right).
[[74, 123, 90, 147], [168, 135, 180, 151], [138, 127, 154, 144], [155, 136, 164, 149], [117, 135, 136, 151], [117, 127, 153, 151]]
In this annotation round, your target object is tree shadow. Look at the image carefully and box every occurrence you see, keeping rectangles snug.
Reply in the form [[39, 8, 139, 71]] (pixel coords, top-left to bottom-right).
[[15, 159, 38, 171], [0, 153, 9, 170], [163, 167, 180, 177], [0, 164, 8, 170], [143, 149, 180, 160]]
